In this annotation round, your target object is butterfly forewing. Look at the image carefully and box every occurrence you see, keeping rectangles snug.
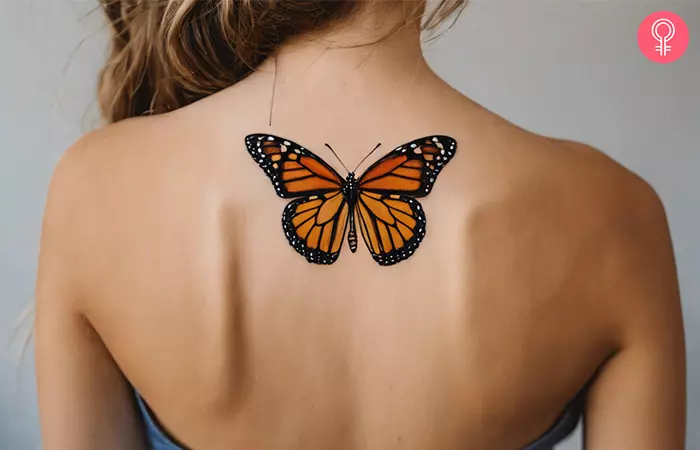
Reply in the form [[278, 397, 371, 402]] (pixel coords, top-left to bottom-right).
[[358, 135, 457, 198], [245, 134, 344, 198]]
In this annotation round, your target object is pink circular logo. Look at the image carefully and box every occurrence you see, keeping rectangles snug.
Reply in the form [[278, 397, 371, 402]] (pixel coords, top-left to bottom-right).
[[638, 11, 689, 64]]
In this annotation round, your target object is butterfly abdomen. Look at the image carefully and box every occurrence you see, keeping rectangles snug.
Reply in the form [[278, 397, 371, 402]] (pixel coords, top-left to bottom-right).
[[348, 212, 358, 253]]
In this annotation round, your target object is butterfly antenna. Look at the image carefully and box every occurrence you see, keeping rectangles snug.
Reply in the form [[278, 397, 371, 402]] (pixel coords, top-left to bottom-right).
[[324, 144, 350, 174], [353, 143, 382, 173], [268, 56, 278, 127]]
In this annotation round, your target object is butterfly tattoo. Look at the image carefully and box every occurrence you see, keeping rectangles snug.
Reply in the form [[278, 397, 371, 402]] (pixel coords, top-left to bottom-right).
[[245, 134, 457, 266]]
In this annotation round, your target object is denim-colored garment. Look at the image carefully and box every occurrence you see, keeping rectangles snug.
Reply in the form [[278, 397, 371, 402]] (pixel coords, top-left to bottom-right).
[[134, 392, 187, 450], [134, 388, 586, 450]]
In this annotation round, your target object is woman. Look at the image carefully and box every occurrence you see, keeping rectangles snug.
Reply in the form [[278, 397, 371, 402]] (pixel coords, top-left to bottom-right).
[[35, 0, 685, 449]]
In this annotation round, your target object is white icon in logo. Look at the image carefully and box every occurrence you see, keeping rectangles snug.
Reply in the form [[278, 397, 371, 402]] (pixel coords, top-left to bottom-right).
[[652, 18, 676, 56]]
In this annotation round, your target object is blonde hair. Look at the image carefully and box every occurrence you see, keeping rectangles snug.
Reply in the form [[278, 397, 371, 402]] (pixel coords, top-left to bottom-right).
[[98, 0, 467, 124]]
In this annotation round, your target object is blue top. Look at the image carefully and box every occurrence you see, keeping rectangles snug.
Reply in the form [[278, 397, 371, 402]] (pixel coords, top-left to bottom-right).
[[134, 386, 587, 450]]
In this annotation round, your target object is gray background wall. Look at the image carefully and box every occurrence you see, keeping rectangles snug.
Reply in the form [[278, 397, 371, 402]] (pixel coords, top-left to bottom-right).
[[0, 1, 697, 449]]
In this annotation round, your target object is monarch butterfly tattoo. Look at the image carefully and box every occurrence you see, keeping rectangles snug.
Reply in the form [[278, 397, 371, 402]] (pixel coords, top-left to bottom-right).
[[245, 134, 457, 266]]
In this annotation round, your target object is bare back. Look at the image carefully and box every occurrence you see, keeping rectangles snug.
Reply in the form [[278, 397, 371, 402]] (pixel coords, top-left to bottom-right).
[[36, 42, 685, 450]]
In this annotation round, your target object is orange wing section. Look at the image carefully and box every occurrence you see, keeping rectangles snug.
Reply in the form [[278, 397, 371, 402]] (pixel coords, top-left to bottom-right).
[[360, 155, 408, 183], [281, 192, 350, 265], [354, 192, 427, 266], [246, 134, 344, 198], [361, 175, 421, 192], [358, 136, 457, 198]]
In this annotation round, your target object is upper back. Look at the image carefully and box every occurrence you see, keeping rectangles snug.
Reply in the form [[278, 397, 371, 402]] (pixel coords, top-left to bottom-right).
[[50, 71, 652, 449]]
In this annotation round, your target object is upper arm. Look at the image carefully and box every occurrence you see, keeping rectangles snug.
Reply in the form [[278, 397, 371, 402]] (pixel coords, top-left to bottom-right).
[[584, 180, 685, 449], [35, 134, 147, 450]]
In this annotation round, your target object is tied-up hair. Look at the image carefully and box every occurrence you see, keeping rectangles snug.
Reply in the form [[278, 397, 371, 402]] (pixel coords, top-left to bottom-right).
[[98, 0, 467, 123]]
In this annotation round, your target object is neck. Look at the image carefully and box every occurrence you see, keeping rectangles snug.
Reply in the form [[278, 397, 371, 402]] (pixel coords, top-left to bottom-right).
[[257, 7, 437, 100], [244, 5, 451, 156]]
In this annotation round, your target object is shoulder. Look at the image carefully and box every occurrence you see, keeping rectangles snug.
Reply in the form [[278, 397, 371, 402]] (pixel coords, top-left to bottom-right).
[[50, 115, 170, 188], [45, 111, 201, 220], [453, 103, 660, 219], [545, 137, 668, 244], [48, 102, 234, 203], [519, 132, 672, 277], [42, 107, 236, 269], [46, 120, 139, 215], [470, 113, 666, 231], [41, 115, 178, 280], [549, 137, 663, 212], [521, 135, 678, 337], [464, 114, 676, 324], [40, 118, 152, 275], [535, 143, 685, 449]]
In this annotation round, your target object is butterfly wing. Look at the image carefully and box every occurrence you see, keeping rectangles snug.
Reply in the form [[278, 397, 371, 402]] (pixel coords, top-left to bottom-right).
[[355, 135, 456, 266], [357, 135, 457, 198], [246, 134, 349, 264], [282, 191, 351, 264], [354, 191, 426, 266], [245, 134, 344, 198]]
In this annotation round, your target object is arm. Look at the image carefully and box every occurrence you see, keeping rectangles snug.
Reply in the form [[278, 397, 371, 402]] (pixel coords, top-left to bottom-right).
[[35, 138, 147, 450], [584, 182, 685, 449]]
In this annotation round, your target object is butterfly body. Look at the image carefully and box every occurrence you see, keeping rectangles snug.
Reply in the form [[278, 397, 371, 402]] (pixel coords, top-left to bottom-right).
[[246, 134, 456, 266], [341, 172, 360, 253]]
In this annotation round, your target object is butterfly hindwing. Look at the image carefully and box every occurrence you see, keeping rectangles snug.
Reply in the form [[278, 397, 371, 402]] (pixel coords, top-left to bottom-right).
[[354, 191, 427, 266], [358, 135, 456, 198], [245, 134, 343, 198], [281, 191, 351, 265]]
